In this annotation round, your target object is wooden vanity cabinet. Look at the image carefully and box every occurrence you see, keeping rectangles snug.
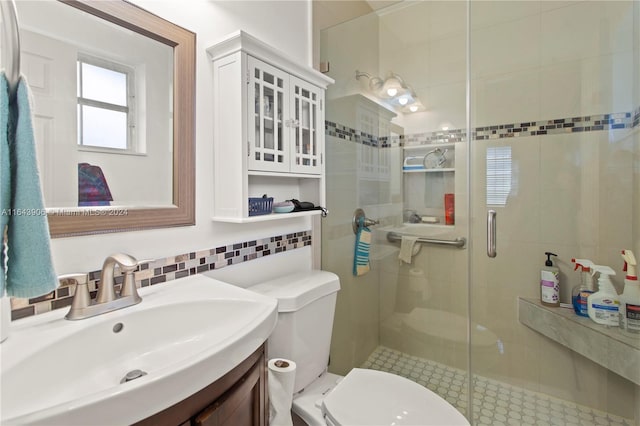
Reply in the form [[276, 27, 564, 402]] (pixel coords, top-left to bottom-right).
[[135, 344, 268, 426]]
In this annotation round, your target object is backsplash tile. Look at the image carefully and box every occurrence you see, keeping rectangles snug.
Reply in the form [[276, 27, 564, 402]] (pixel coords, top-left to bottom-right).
[[10, 230, 312, 320]]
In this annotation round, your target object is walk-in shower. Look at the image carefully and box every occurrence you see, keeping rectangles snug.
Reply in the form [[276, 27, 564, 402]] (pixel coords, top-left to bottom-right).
[[320, 1, 639, 424]]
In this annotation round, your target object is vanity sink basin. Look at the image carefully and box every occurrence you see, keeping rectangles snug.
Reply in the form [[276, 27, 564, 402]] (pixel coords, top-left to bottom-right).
[[0, 274, 277, 425]]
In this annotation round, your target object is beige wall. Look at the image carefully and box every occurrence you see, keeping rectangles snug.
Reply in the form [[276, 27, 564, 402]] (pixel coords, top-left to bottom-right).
[[321, 0, 639, 419]]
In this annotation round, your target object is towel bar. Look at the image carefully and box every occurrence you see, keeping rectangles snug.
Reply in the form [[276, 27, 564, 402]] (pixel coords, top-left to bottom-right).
[[387, 231, 466, 248], [0, 0, 21, 101]]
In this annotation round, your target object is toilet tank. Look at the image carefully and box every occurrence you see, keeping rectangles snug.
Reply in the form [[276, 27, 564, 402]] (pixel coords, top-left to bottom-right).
[[248, 270, 340, 393]]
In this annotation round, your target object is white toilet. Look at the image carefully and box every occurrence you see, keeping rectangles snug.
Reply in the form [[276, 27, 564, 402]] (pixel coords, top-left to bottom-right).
[[249, 270, 470, 426]]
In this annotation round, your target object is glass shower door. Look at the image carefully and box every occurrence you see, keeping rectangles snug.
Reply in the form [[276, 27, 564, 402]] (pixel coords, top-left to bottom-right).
[[468, 1, 639, 424], [320, 0, 473, 419]]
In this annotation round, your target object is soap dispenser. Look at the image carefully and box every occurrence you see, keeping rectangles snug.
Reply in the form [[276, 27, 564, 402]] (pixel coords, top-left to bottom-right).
[[619, 250, 639, 333], [571, 258, 594, 317], [587, 265, 619, 326], [540, 252, 559, 307]]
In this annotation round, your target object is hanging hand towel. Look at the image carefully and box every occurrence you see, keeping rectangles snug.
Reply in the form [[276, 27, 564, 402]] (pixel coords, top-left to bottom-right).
[[1, 74, 58, 298], [1, 75, 10, 294], [353, 219, 371, 276], [398, 235, 419, 264]]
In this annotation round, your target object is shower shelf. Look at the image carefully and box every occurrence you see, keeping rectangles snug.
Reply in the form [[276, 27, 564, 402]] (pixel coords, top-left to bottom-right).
[[403, 142, 456, 151], [518, 298, 640, 386], [403, 168, 454, 173], [403, 143, 457, 224]]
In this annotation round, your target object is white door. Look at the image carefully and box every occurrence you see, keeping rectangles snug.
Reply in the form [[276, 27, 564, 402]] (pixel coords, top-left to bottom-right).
[[20, 29, 78, 208]]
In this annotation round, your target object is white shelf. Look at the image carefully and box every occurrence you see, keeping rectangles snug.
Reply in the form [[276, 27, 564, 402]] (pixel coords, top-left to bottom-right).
[[403, 168, 455, 173], [248, 170, 322, 178], [404, 142, 456, 151], [212, 210, 322, 223], [402, 222, 454, 229]]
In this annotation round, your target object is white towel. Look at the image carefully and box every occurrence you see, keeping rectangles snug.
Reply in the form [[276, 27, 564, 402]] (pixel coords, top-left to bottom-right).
[[398, 236, 419, 264]]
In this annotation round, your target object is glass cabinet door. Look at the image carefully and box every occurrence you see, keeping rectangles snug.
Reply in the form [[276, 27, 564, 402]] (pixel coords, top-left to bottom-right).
[[290, 76, 322, 174], [248, 57, 289, 172]]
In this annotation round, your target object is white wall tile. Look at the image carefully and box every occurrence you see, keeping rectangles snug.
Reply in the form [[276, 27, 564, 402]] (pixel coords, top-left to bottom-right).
[[428, 1, 467, 41], [539, 52, 634, 119], [428, 34, 467, 87], [470, 15, 541, 79], [378, 1, 432, 45], [472, 69, 541, 127], [538, 59, 584, 119], [539, 1, 584, 13], [424, 82, 468, 132], [470, 0, 541, 30], [540, 1, 634, 65]]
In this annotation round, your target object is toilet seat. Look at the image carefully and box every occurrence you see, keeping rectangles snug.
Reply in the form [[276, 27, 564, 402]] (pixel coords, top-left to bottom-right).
[[321, 368, 469, 426]]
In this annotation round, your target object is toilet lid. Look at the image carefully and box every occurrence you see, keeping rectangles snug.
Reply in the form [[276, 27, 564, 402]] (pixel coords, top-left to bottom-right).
[[321, 368, 469, 426]]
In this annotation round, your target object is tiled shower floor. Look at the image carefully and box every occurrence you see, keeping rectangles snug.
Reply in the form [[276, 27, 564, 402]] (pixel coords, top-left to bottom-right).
[[361, 346, 634, 426]]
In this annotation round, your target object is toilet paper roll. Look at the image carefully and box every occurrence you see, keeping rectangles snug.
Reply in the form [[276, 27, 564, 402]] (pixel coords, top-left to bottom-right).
[[268, 358, 297, 426]]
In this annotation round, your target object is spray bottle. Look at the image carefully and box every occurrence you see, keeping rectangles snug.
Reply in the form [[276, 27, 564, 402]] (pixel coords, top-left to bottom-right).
[[619, 250, 639, 333], [540, 252, 559, 307], [571, 258, 594, 317], [587, 265, 619, 326]]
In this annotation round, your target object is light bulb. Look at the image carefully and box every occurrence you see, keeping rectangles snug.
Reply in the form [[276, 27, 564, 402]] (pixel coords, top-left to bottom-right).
[[409, 105, 418, 112], [398, 97, 409, 105], [387, 87, 398, 97]]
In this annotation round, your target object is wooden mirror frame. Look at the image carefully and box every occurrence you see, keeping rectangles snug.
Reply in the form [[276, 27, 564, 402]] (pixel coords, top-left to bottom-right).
[[48, 0, 195, 237]]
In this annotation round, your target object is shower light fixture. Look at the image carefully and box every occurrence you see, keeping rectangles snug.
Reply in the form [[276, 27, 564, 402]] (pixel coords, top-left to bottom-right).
[[355, 70, 423, 113]]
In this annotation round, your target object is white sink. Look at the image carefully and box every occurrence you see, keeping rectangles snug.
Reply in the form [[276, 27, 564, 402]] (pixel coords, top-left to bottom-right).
[[0, 274, 278, 425]]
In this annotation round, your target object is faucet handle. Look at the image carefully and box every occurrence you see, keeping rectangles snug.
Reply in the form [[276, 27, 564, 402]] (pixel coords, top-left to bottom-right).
[[119, 269, 141, 302], [110, 253, 138, 271], [114, 254, 142, 304], [61, 273, 91, 320]]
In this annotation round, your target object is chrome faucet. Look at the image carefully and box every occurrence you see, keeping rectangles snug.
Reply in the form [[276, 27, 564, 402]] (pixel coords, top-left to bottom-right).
[[65, 253, 142, 320]]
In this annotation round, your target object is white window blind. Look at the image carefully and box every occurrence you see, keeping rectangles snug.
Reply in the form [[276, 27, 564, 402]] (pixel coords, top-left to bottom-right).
[[486, 146, 512, 206]]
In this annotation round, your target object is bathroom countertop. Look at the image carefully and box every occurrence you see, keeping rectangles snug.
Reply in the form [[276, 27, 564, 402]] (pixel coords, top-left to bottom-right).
[[518, 298, 640, 386]]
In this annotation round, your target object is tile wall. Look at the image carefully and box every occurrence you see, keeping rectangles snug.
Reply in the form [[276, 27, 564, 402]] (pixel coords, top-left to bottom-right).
[[322, 0, 638, 420], [10, 231, 311, 320]]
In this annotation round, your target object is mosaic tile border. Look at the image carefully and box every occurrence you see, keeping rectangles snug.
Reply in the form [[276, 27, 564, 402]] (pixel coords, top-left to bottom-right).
[[362, 345, 635, 426], [326, 107, 640, 148], [10, 230, 312, 320]]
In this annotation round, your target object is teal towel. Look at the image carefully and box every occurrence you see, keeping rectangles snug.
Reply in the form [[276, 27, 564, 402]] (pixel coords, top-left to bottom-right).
[[1, 75, 10, 294], [353, 218, 371, 276], [1, 74, 58, 298]]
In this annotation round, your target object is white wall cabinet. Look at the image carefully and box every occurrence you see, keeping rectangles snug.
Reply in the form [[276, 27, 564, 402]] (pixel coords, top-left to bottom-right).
[[208, 31, 333, 222]]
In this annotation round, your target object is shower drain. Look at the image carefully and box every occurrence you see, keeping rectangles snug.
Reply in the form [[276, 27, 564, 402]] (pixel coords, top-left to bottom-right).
[[120, 369, 147, 384]]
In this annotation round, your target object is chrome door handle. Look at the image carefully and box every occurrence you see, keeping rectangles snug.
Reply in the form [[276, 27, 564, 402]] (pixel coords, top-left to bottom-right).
[[487, 210, 497, 258]]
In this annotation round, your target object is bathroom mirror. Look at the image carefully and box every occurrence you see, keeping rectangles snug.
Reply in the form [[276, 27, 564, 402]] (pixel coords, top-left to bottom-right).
[[16, 0, 195, 237]]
